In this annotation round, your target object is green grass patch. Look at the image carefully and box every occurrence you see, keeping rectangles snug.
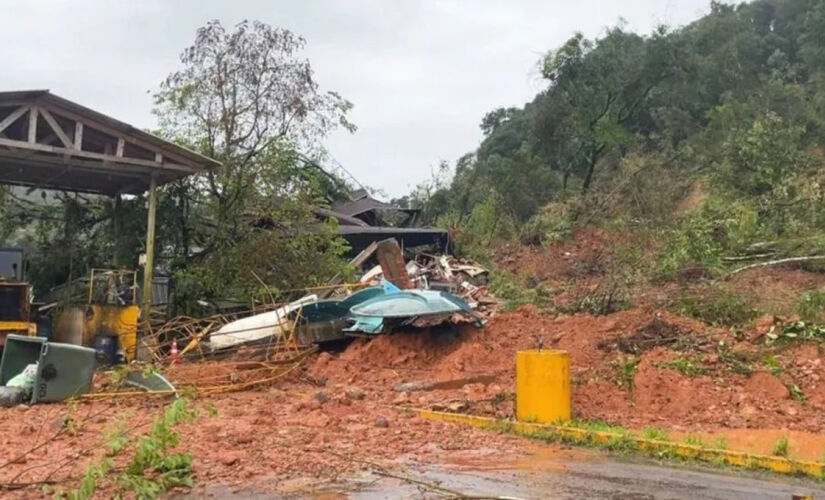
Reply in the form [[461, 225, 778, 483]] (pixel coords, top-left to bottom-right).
[[642, 427, 670, 441], [788, 383, 807, 403], [772, 436, 790, 457], [683, 435, 706, 447], [763, 355, 782, 376], [655, 357, 710, 377], [565, 419, 632, 435], [489, 268, 553, 311], [673, 288, 758, 327]]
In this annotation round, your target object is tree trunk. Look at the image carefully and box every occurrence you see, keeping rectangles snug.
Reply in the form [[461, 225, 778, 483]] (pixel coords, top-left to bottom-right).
[[581, 155, 597, 194]]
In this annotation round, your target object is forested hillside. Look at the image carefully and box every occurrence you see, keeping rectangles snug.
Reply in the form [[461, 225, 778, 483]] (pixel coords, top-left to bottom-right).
[[393, 0, 825, 326], [412, 0, 825, 254]]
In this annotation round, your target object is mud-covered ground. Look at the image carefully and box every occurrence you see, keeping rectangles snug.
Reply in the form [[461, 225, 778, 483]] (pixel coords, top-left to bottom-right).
[[312, 306, 825, 433], [6, 269, 825, 495]]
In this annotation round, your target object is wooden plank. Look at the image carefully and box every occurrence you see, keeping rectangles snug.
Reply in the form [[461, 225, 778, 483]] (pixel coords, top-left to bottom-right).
[[0, 106, 29, 134], [318, 241, 379, 299], [38, 108, 73, 148], [73, 122, 83, 151], [0, 137, 193, 172], [27, 107, 37, 143], [116, 138, 125, 157], [0, 150, 152, 178]]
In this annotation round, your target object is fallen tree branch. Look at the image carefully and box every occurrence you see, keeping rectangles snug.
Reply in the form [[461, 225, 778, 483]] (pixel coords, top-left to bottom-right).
[[0, 479, 62, 490], [721, 252, 776, 262], [727, 255, 825, 278]]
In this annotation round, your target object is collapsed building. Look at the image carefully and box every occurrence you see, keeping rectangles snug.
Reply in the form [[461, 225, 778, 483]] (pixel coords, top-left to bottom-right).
[[316, 188, 450, 256]]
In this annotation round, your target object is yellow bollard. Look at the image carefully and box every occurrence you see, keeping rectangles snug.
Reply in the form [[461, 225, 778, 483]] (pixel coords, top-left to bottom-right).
[[516, 349, 571, 423]]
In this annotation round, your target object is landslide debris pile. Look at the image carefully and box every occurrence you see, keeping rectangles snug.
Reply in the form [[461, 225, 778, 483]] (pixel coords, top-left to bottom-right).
[[310, 306, 825, 432]]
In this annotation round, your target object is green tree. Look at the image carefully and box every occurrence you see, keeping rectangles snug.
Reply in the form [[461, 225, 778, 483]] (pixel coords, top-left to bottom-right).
[[535, 27, 677, 193], [153, 20, 356, 306]]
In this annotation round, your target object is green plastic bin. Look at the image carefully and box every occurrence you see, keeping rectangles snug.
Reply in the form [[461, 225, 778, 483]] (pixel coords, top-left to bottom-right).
[[0, 334, 96, 403]]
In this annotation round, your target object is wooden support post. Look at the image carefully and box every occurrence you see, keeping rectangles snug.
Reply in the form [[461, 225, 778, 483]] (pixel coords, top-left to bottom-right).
[[141, 175, 158, 326], [112, 193, 121, 266]]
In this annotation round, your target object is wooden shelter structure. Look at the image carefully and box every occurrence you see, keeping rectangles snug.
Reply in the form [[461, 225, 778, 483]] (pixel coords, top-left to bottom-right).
[[0, 90, 220, 321]]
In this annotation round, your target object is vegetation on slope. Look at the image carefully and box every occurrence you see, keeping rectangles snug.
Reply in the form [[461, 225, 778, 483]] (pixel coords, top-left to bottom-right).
[[397, 0, 825, 325]]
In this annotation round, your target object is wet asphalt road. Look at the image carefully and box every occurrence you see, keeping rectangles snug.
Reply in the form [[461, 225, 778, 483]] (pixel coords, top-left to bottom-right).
[[200, 449, 825, 499], [331, 457, 825, 499]]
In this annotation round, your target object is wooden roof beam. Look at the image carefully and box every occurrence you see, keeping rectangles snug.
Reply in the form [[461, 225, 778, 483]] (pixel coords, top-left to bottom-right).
[[0, 137, 194, 173], [39, 108, 73, 148], [0, 106, 29, 134]]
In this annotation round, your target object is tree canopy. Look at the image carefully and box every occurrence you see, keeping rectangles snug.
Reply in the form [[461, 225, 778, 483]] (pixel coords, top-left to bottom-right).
[[414, 0, 825, 247]]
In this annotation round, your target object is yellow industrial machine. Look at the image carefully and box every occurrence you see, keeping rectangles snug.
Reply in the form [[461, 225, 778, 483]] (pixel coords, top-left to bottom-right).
[[53, 269, 140, 363], [0, 282, 37, 347], [0, 248, 37, 348]]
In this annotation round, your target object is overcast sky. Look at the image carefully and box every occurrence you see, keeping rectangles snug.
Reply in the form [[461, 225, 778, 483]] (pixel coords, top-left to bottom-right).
[[1, 0, 713, 198]]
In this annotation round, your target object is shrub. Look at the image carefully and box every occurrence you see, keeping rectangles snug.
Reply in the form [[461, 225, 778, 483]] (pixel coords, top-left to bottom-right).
[[772, 436, 790, 457], [613, 356, 640, 391], [798, 289, 825, 323], [674, 287, 759, 327], [519, 201, 572, 245], [58, 399, 197, 500]]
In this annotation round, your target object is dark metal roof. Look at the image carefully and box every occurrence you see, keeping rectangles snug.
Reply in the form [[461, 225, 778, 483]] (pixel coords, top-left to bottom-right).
[[336, 225, 450, 255], [313, 207, 369, 227], [331, 196, 400, 217], [0, 90, 220, 195]]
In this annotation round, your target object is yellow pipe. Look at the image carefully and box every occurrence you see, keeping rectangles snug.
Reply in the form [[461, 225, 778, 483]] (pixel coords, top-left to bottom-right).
[[413, 408, 825, 480]]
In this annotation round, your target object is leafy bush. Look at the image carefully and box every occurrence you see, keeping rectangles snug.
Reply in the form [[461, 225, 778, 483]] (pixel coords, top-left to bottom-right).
[[487, 268, 553, 311], [655, 211, 724, 280], [772, 436, 790, 457], [674, 288, 759, 327], [798, 289, 825, 323], [613, 356, 640, 391], [767, 320, 825, 344], [118, 399, 197, 497], [58, 399, 197, 500], [519, 201, 572, 245]]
